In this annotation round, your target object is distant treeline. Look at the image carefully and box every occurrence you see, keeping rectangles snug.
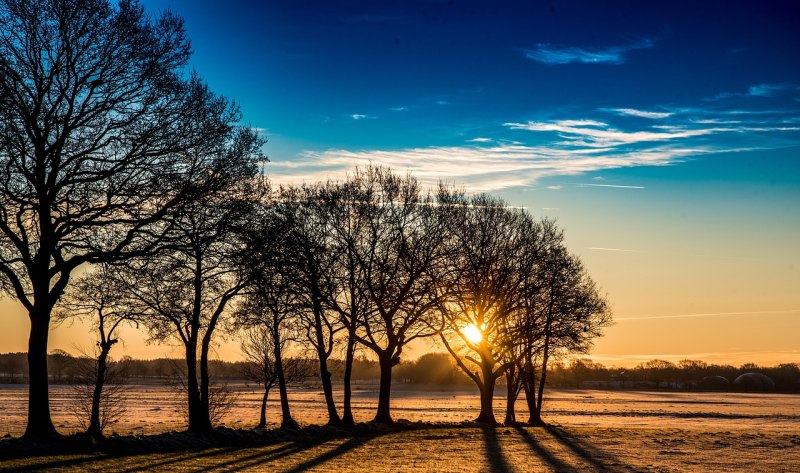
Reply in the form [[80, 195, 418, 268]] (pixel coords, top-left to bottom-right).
[[2, 351, 797, 391], [547, 359, 800, 391], [0, 351, 471, 386]]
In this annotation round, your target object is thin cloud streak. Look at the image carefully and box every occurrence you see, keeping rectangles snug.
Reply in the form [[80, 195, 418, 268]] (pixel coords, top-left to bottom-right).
[[588, 349, 800, 364], [706, 82, 796, 101], [616, 309, 800, 322], [586, 247, 641, 252], [580, 183, 645, 189], [605, 108, 673, 119], [524, 39, 655, 65]]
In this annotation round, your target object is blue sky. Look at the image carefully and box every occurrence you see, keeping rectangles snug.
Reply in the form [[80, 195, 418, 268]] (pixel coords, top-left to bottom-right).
[[139, 0, 800, 192], [58, 0, 798, 364]]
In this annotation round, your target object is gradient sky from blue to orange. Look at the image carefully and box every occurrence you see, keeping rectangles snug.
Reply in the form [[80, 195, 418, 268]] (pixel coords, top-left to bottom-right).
[[1, 0, 799, 366]]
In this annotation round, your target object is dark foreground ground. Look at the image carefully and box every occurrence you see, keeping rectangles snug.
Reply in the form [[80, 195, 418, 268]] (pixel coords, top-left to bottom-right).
[[1, 422, 799, 472]]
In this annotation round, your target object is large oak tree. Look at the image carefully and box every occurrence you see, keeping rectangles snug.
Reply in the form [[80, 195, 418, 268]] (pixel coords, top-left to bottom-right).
[[0, 0, 257, 438]]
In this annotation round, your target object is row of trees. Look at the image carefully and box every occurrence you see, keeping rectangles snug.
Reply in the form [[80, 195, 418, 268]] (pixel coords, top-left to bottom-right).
[[0, 0, 608, 438], [53, 167, 609, 436]]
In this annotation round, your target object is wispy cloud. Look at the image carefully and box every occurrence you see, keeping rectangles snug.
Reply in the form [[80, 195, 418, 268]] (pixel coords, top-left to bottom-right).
[[524, 39, 655, 65], [579, 183, 645, 189], [503, 120, 720, 147], [748, 83, 791, 97], [546, 185, 562, 190], [616, 309, 800, 322], [389, 106, 408, 112], [586, 247, 641, 253], [604, 108, 673, 119], [268, 102, 799, 192], [266, 143, 707, 192], [707, 83, 796, 101]]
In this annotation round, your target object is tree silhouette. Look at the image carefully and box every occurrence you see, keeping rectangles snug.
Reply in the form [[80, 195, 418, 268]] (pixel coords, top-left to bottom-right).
[[54, 264, 139, 437], [435, 193, 534, 425], [239, 326, 310, 429], [113, 173, 260, 433], [0, 0, 257, 439], [275, 185, 344, 425], [348, 167, 448, 424], [315, 179, 376, 426], [236, 201, 305, 430], [519, 247, 610, 424]]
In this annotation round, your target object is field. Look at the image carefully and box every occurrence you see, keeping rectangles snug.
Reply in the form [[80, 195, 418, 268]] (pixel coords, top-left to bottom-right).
[[1, 384, 799, 472]]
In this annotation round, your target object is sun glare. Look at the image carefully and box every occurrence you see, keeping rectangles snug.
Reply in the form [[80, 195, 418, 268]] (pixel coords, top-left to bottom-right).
[[462, 324, 483, 344]]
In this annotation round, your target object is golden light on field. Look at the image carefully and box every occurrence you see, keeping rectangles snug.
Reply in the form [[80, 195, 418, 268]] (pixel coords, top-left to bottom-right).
[[462, 324, 483, 344]]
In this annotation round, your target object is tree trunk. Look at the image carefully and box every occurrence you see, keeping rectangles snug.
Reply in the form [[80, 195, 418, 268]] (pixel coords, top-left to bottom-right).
[[258, 388, 269, 429], [24, 310, 58, 439], [197, 339, 213, 432], [521, 365, 540, 425], [87, 344, 111, 437], [373, 353, 394, 424], [533, 338, 551, 425], [272, 333, 297, 430], [185, 344, 210, 432], [504, 365, 518, 425], [316, 347, 340, 425], [341, 328, 356, 426], [476, 357, 498, 424]]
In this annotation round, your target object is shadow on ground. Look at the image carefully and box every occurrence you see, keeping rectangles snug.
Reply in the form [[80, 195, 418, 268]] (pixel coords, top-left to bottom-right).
[[0, 423, 638, 472]]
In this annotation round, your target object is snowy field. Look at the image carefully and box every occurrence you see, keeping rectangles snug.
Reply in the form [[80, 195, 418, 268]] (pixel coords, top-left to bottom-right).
[[1, 385, 799, 471], [1, 384, 799, 436]]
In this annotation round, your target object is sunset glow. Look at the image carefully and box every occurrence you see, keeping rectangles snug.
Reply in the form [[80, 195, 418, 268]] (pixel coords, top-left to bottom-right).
[[462, 324, 483, 344]]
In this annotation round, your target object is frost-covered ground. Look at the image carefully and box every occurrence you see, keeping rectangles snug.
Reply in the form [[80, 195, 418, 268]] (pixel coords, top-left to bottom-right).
[[1, 385, 799, 471]]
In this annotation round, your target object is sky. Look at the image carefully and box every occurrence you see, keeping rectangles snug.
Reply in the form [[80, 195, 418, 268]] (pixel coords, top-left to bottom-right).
[[2, 0, 800, 367]]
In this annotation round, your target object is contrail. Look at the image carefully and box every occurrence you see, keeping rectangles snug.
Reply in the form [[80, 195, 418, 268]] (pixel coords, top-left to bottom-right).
[[586, 247, 641, 252], [579, 183, 645, 189], [616, 309, 800, 321]]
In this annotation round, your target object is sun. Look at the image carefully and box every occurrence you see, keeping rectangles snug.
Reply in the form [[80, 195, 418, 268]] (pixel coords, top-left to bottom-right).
[[462, 324, 483, 344]]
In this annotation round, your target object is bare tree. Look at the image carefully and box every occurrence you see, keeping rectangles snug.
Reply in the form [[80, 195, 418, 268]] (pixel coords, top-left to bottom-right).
[[54, 264, 138, 437], [234, 191, 310, 429], [519, 246, 610, 425], [348, 167, 448, 424], [67, 348, 128, 436], [240, 326, 311, 429], [116, 174, 260, 432], [503, 220, 563, 425], [435, 194, 534, 425], [277, 185, 345, 425], [316, 179, 375, 426], [0, 0, 258, 438]]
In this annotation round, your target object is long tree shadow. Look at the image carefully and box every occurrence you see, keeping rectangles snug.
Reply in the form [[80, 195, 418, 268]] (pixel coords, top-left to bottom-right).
[[0, 430, 338, 473], [2, 445, 248, 473], [542, 424, 636, 473], [512, 426, 575, 472], [189, 441, 320, 473], [480, 426, 512, 473], [283, 433, 382, 472]]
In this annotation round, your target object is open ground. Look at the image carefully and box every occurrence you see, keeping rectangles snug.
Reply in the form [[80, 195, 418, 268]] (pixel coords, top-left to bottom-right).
[[1, 386, 799, 472]]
